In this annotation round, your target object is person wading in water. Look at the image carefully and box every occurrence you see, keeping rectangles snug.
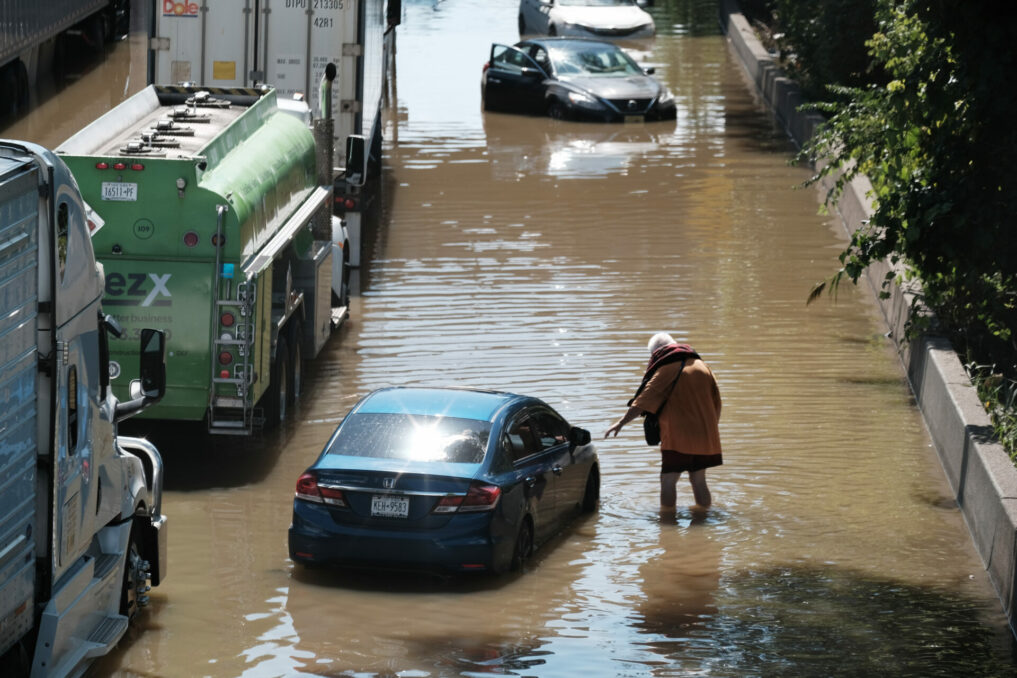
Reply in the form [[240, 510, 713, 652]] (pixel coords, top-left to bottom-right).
[[605, 333, 723, 513]]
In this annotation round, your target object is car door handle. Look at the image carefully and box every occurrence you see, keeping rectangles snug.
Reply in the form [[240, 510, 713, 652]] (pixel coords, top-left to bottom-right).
[[488, 77, 502, 84], [552, 466, 563, 476], [525, 476, 537, 488]]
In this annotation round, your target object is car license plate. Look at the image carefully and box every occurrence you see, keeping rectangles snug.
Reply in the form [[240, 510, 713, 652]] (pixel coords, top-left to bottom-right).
[[371, 494, 409, 518], [101, 181, 138, 201], [624, 115, 644, 124]]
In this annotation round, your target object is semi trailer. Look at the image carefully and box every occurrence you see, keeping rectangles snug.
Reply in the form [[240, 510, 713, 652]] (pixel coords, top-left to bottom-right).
[[0, 139, 167, 677], [148, 0, 401, 266], [0, 0, 130, 122]]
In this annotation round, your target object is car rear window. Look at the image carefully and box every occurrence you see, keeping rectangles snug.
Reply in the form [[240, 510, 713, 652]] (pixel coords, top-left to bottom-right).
[[325, 413, 492, 464]]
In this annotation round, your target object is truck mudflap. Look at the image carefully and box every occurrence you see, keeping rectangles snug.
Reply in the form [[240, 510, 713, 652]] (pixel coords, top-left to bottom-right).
[[138, 515, 167, 587]]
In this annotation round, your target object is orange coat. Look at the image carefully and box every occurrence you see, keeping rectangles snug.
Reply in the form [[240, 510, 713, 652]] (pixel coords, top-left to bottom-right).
[[632, 358, 722, 455]]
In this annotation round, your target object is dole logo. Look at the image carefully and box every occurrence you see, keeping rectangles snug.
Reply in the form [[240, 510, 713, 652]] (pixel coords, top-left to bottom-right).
[[164, 0, 199, 17]]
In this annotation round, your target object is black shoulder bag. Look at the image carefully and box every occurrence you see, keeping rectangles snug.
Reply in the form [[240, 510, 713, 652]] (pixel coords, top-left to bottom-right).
[[643, 359, 687, 446]]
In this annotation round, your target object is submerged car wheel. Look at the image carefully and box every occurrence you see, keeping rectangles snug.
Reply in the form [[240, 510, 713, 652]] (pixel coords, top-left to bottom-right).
[[547, 99, 569, 121], [582, 466, 600, 513], [510, 517, 534, 571]]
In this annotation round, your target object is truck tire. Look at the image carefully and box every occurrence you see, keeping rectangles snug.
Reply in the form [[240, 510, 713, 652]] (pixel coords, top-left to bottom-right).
[[331, 243, 351, 309], [264, 337, 289, 428], [120, 520, 149, 620], [288, 322, 303, 406]]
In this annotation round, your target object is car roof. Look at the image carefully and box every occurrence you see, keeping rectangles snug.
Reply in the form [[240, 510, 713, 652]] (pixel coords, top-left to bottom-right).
[[356, 386, 525, 422]]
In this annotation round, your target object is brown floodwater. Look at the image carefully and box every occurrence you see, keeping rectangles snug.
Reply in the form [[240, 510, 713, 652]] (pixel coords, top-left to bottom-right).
[[4, 0, 1015, 675]]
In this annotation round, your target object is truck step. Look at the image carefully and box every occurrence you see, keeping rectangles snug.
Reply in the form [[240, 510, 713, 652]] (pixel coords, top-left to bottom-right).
[[330, 305, 349, 329], [93, 553, 120, 581], [208, 420, 254, 436], [83, 615, 129, 657]]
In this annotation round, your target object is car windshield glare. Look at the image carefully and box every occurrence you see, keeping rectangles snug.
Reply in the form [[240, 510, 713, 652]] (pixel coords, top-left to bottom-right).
[[325, 412, 492, 464], [550, 45, 642, 77]]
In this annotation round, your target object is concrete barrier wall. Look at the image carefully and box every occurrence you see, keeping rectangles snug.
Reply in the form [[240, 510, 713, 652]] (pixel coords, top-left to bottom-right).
[[719, 0, 1017, 633]]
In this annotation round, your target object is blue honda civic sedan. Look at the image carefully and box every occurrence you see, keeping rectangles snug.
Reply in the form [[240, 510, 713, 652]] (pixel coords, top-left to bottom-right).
[[288, 386, 599, 574]]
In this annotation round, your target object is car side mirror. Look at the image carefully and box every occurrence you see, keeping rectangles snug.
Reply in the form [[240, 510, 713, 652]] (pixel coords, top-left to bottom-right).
[[568, 426, 591, 451], [644, 66, 655, 75]]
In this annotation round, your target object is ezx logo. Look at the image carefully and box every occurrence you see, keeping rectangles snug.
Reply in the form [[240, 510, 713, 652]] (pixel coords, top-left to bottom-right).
[[105, 273, 172, 307]]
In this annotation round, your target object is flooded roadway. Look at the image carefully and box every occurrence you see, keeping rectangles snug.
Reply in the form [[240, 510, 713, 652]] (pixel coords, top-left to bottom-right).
[[5, 0, 1017, 675]]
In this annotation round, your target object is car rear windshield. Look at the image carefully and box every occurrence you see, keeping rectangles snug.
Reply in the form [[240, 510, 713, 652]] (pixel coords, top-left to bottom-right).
[[325, 413, 492, 464]]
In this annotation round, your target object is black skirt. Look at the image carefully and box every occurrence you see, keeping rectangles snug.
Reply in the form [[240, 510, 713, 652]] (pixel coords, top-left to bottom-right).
[[660, 449, 723, 474]]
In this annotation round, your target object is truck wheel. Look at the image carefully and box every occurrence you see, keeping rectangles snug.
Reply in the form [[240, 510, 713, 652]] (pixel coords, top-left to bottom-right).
[[288, 323, 303, 406], [265, 337, 289, 427], [331, 243, 351, 308], [120, 521, 150, 620]]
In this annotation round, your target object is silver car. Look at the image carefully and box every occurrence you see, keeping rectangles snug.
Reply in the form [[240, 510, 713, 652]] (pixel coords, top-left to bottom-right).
[[519, 0, 655, 39]]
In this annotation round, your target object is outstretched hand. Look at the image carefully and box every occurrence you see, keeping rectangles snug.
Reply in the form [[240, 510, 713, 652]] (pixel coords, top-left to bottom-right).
[[605, 405, 643, 439]]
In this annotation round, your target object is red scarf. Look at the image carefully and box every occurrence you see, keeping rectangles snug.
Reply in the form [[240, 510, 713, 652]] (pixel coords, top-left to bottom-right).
[[628, 343, 700, 405]]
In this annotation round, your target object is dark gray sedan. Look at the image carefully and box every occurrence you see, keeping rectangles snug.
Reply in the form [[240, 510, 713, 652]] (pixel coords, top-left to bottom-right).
[[481, 37, 676, 122]]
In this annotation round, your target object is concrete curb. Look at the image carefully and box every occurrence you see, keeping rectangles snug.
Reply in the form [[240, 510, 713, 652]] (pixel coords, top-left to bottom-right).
[[719, 0, 1017, 633]]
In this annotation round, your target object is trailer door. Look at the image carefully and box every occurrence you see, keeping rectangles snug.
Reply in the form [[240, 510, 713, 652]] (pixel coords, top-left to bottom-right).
[[152, 0, 255, 86], [258, 0, 352, 123]]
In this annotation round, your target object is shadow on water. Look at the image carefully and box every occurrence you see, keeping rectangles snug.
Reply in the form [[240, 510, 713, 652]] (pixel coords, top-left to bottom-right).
[[121, 419, 290, 491], [638, 564, 1017, 677]]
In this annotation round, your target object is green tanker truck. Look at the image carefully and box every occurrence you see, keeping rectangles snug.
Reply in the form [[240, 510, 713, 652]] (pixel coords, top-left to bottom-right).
[[57, 81, 350, 434]]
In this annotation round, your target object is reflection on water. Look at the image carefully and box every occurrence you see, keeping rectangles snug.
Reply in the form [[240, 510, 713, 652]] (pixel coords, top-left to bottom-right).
[[8, 0, 1016, 675]]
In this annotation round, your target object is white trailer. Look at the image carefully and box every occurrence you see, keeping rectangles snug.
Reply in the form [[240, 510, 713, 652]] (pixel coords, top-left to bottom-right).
[[0, 0, 129, 121], [0, 140, 168, 677], [148, 0, 400, 266]]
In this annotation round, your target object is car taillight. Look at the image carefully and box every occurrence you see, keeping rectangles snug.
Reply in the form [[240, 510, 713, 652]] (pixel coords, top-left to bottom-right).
[[432, 495, 463, 514], [461, 484, 500, 511], [483, 62, 490, 73], [433, 483, 500, 514], [295, 472, 347, 507]]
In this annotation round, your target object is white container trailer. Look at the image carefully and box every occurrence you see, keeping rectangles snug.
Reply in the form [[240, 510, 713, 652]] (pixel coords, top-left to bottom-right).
[[149, 0, 399, 266]]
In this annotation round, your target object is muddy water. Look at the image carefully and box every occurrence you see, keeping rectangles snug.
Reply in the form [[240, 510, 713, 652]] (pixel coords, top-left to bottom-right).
[[5, 0, 1016, 675]]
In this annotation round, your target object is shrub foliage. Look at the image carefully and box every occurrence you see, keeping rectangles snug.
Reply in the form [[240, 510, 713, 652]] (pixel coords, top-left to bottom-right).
[[747, 0, 1017, 453]]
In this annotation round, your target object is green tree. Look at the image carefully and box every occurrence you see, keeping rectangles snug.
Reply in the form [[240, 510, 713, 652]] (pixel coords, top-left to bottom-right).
[[804, 0, 1017, 377]]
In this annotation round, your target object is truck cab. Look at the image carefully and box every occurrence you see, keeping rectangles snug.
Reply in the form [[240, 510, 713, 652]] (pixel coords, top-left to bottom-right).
[[0, 140, 167, 677]]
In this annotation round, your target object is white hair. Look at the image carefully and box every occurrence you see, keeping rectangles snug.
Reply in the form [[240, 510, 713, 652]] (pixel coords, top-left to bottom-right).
[[647, 332, 675, 354]]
